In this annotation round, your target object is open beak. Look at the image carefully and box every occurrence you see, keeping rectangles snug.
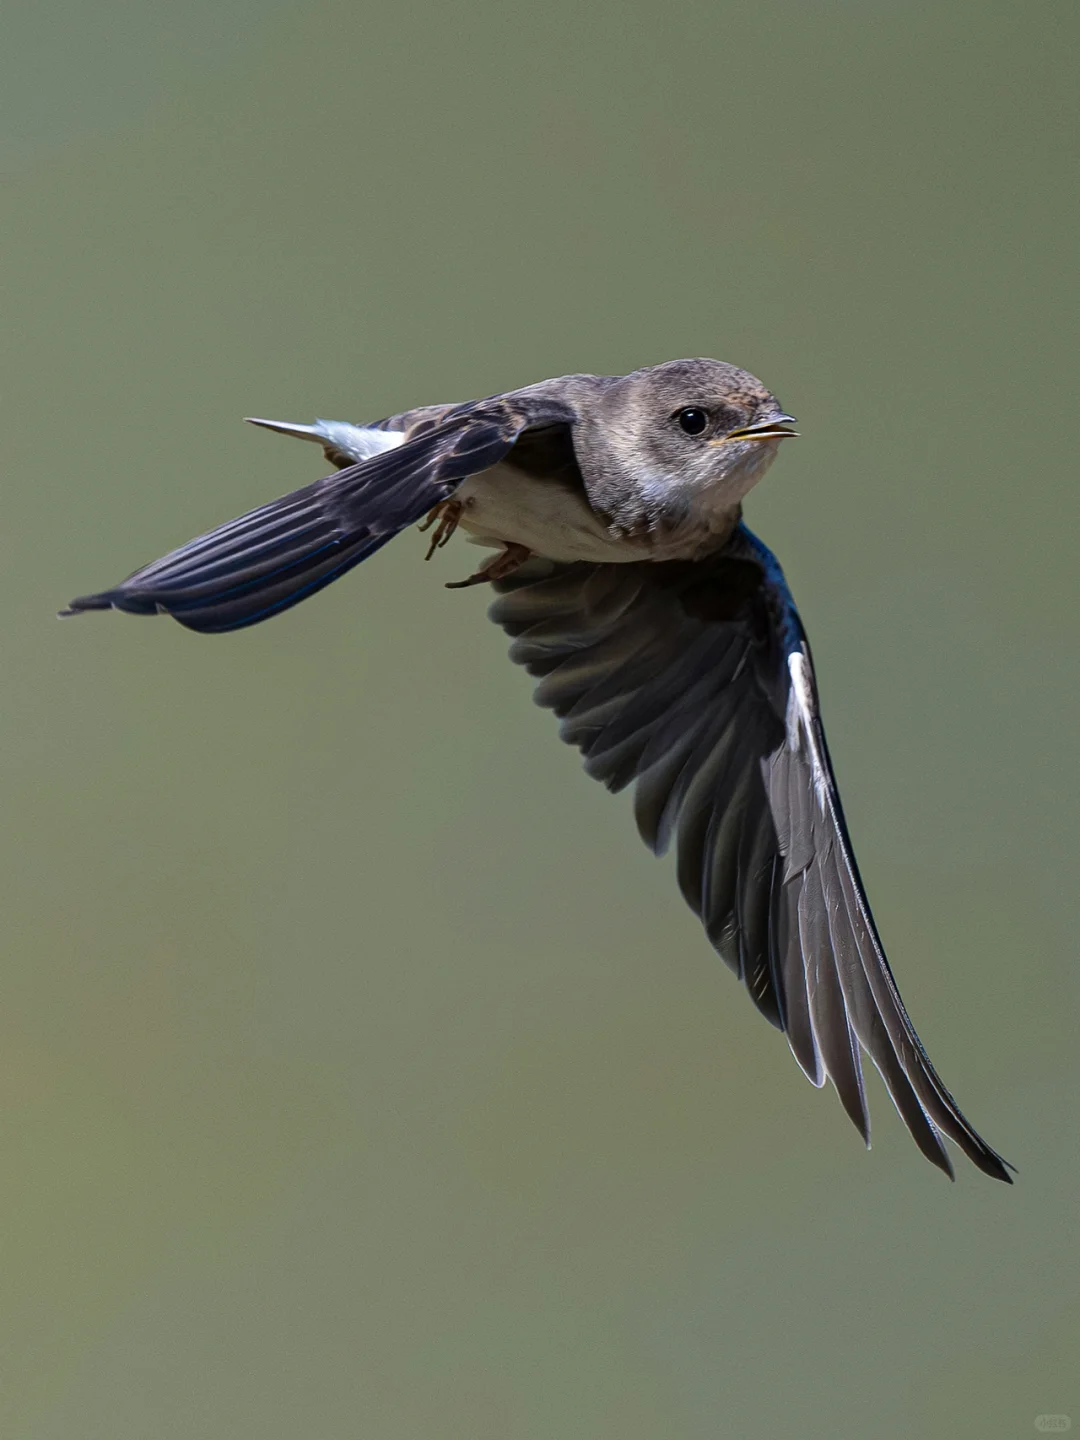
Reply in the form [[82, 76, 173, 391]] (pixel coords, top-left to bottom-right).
[[710, 413, 799, 444]]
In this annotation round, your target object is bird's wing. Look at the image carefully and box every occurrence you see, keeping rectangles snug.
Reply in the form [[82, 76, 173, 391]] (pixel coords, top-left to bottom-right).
[[62, 388, 579, 634], [489, 525, 1012, 1181]]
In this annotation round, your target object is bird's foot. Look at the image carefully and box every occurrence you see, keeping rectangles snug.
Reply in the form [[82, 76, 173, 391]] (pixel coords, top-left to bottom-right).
[[445, 543, 532, 589], [419, 500, 464, 561]]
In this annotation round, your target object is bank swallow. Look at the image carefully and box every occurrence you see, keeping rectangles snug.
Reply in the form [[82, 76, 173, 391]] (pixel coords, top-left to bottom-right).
[[63, 358, 1011, 1181]]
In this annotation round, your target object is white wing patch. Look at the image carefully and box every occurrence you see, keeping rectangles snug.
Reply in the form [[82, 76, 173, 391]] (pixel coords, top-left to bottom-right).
[[787, 646, 832, 813]]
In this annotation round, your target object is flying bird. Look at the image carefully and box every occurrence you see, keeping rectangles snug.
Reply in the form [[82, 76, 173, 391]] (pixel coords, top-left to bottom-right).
[[63, 358, 1011, 1181]]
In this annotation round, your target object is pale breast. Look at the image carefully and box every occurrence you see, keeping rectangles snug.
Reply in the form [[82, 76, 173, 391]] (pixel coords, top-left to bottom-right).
[[455, 463, 653, 565], [455, 464, 741, 564]]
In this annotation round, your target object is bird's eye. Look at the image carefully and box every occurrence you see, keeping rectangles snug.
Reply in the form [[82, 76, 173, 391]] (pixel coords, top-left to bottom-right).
[[676, 407, 709, 436]]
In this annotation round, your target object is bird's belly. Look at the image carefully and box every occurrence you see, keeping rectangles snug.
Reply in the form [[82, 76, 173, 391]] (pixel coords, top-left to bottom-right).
[[455, 464, 651, 564]]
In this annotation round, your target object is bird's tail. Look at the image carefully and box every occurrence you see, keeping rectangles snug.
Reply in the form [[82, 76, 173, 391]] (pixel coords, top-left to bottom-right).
[[246, 416, 405, 468]]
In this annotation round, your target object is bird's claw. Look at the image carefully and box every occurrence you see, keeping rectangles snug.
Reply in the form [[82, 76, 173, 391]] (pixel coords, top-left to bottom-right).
[[419, 499, 464, 560], [445, 542, 532, 589]]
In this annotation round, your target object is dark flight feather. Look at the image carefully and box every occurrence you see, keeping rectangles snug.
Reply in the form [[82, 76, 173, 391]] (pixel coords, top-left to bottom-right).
[[61, 398, 573, 634], [490, 526, 1013, 1181]]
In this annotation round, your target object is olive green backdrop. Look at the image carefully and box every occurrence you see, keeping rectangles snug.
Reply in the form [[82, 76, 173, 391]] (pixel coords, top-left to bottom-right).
[[4, 2, 1078, 1436]]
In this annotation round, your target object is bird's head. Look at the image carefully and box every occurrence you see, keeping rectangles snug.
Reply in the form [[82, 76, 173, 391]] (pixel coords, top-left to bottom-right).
[[580, 357, 797, 531]]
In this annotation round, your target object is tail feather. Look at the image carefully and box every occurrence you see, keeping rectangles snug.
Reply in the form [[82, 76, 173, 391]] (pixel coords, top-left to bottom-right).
[[246, 416, 404, 468]]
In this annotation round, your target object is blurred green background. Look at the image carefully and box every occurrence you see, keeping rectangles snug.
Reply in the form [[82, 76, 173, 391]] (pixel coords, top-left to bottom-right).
[[4, 1, 1078, 1435]]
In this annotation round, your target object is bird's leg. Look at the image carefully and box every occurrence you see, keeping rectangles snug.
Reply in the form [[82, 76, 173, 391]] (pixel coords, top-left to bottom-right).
[[419, 499, 464, 561], [445, 543, 532, 589]]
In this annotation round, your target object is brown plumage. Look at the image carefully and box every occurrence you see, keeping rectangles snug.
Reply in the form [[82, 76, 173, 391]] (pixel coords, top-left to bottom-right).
[[61, 359, 1013, 1181]]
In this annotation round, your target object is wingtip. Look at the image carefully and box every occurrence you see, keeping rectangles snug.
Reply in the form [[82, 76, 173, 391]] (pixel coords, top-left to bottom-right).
[[58, 594, 113, 618], [929, 1136, 958, 1183], [976, 1149, 1017, 1184], [849, 1101, 872, 1151], [828, 1063, 871, 1147], [927, 1130, 1017, 1183]]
